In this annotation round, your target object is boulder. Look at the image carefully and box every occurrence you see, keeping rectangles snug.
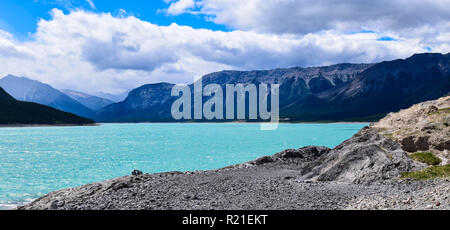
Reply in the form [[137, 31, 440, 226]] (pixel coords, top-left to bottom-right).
[[132, 170, 143, 176], [300, 127, 424, 184]]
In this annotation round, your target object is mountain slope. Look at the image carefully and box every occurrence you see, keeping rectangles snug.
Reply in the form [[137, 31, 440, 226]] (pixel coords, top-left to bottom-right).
[[97, 53, 449, 122], [63, 89, 114, 111], [96, 64, 371, 122], [282, 53, 450, 121], [96, 83, 176, 122], [0, 87, 93, 125], [0, 75, 94, 118], [95, 91, 130, 103]]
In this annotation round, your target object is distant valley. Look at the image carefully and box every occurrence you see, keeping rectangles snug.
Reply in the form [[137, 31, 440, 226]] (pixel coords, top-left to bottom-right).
[[62, 89, 114, 111]]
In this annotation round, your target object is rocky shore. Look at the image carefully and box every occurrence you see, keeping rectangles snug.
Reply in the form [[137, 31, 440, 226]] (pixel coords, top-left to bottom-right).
[[19, 97, 450, 210]]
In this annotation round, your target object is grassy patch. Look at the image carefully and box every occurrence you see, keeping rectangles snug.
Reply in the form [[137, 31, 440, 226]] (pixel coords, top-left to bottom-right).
[[430, 107, 450, 115], [376, 127, 388, 132], [409, 152, 442, 166], [401, 165, 450, 180], [382, 133, 394, 140]]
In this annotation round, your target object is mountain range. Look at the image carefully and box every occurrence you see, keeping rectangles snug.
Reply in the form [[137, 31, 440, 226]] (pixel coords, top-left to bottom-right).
[[96, 53, 450, 122], [0, 76, 117, 118], [1, 53, 449, 123], [95, 63, 372, 122], [0, 87, 93, 125], [0, 75, 95, 118], [282, 53, 450, 121]]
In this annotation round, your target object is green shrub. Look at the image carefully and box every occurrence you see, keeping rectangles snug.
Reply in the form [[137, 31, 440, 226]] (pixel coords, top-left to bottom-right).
[[401, 165, 450, 180], [409, 152, 442, 166]]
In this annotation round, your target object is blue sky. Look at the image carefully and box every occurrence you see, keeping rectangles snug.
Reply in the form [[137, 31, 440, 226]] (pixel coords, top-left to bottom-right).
[[0, 0, 448, 94], [0, 0, 226, 40]]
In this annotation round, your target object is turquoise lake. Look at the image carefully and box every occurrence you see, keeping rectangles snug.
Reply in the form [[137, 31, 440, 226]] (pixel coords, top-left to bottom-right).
[[0, 123, 367, 209]]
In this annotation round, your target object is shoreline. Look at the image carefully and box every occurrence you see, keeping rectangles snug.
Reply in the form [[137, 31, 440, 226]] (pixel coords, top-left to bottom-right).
[[0, 121, 370, 128], [0, 123, 99, 128], [97, 121, 371, 125], [18, 127, 449, 210]]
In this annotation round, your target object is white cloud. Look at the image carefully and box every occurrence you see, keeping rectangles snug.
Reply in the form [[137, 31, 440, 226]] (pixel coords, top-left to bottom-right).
[[0, 9, 447, 95], [166, 0, 450, 35], [166, 0, 196, 15], [0, 31, 35, 58]]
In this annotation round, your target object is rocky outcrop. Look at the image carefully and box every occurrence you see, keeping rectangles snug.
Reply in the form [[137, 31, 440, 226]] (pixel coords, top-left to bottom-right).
[[248, 146, 331, 166], [299, 127, 424, 184], [373, 96, 450, 162], [249, 127, 423, 184]]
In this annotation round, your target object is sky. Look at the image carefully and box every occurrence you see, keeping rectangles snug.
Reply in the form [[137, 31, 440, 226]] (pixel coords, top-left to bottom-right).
[[0, 0, 449, 95]]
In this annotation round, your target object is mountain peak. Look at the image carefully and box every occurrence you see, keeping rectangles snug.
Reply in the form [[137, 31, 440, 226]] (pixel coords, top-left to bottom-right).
[[2, 75, 38, 83], [409, 52, 444, 59], [405, 53, 448, 64], [0, 76, 94, 118]]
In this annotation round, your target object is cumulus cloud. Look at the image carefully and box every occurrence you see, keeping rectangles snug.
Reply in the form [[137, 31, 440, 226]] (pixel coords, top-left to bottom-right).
[[165, 0, 450, 34], [0, 9, 447, 94], [0, 31, 34, 58], [166, 0, 196, 15], [82, 33, 178, 71]]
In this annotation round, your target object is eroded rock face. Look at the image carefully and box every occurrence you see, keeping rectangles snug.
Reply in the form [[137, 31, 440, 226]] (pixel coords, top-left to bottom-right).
[[401, 136, 432, 152], [435, 139, 450, 151], [373, 96, 450, 161], [299, 127, 424, 184]]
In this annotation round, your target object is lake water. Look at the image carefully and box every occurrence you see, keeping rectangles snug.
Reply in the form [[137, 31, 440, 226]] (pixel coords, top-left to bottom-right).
[[0, 123, 367, 209]]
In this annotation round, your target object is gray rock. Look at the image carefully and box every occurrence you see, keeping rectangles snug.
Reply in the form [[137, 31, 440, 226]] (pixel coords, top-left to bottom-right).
[[132, 170, 143, 176], [300, 127, 424, 184]]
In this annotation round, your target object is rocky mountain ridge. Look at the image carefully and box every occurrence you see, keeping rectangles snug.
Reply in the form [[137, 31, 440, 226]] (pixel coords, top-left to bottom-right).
[[96, 53, 450, 122], [96, 63, 371, 122]]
